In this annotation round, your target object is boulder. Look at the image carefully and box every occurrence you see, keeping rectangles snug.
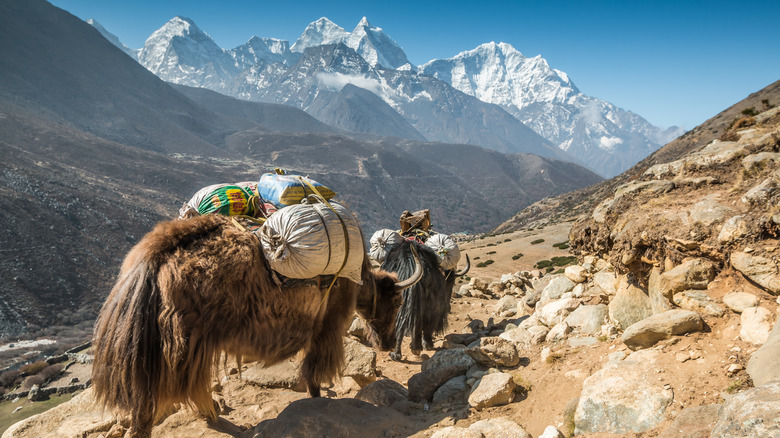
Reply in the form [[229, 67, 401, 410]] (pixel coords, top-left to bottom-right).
[[609, 279, 653, 330], [710, 380, 780, 437], [657, 404, 720, 438], [593, 271, 618, 295], [644, 160, 684, 179], [466, 337, 520, 367], [672, 290, 726, 317], [657, 259, 716, 299], [564, 265, 588, 283], [621, 310, 704, 350], [539, 426, 565, 438], [538, 298, 580, 327], [686, 140, 749, 168], [468, 373, 517, 410], [494, 296, 518, 315], [648, 267, 673, 314], [742, 151, 780, 173], [342, 337, 377, 385], [243, 359, 305, 391], [422, 349, 477, 372], [430, 427, 482, 438], [408, 364, 470, 402], [741, 177, 777, 205], [723, 291, 760, 313], [432, 375, 469, 405], [540, 275, 576, 303], [355, 379, 408, 407], [565, 304, 608, 335], [469, 417, 531, 438], [689, 199, 732, 226], [545, 322, 572, 343], [575, 350, 674, 434], [614, 180, 675, 198], [747, 315, 780, 386], [2, 389, 115, 438], [247, 397, 415, 437], [740, 306, 773, 345], [718, 216, 750, 244], [470, 277, 491, 293], [731, 251, 780, 295]]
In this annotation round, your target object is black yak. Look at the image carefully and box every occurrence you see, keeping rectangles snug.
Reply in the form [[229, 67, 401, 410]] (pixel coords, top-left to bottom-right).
[[381, 240, 469, 360], [91, 214, 420, 437]]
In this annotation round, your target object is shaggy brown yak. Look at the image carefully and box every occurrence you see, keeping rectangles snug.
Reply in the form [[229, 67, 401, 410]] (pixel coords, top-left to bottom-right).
[[91, 214, 419, 438]]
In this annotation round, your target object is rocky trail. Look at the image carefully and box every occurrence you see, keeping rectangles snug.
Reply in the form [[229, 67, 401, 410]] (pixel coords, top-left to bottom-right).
[[2, 108, 779, 437]]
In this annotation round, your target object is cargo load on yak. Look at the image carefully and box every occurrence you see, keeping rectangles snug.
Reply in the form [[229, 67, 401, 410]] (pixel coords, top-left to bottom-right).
[[178, 182, 275, 219], [369, 229, 404, 263], [257, 169, 336, 209]]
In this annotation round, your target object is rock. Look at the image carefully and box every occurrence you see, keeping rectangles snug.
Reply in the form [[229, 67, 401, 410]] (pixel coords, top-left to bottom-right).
[[430, 426, 482, 438], [3, 389, 115, 438], [592, 198, 614, 223], [644, 160, 684, 179], [672, 290, 726, 317], [740, 306, 773, 345], [592, 271, 618, 296], [687, 140, 749, 168], [499, 326, 547, 347], [657, 404, 720, 438], [564, 265, 588, 283], [569, 337, 598, 347], [455, 284, 472, 297], [723, 291, 760, 313], [538, 298, 580, 327], [741, 177, 778, 205], [648, 267, 673, 315], [689, 198, 732, 226], [545, 322, 572, 343], [657, 259, 716, 299], [248, 397, 415, 437], [621, 309, 704, 350], [408, 364, 470, 403], [487, 281, 504, 296], [466, 337, 520, 367], [614, 180, 675, 198], [523, 290, 541, 308], [731, 251, 780, 295], [432, 375, 468, 405], [575, 350, 674, 434], [470, 277, 491, 292], [564, 304, 608, 335], [422, 349, 477, 372], [609, 279, 652, 330], [243, 359, 305, 391], [343, 337, 377, 385], [742, 152, 780, 173], [539, 426, 565, 438], [469, 417, 530, 438], [718, 216, 750, 244], [540, 275, 576, 303], [468, 373, 517, 410], [494, 296, 518, 315], [27, 385, 44, 402], [710, 380, 780, 437], [355, 379, 408, 407], [747, 314, 780, 386], [348, 316, 368, 339]]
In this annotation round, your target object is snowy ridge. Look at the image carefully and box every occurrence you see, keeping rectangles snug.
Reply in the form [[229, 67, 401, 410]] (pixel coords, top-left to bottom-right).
[[86, 19, 139, 59], [94, 16, 682, 176]]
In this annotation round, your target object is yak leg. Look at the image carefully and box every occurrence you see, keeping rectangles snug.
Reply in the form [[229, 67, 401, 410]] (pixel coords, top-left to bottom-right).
[[301, 286, 353, 397], [409, 323, 423, 356], [390, 334, 404, 361], [128, 404, 154, 438], [422, 331, 435, 351]]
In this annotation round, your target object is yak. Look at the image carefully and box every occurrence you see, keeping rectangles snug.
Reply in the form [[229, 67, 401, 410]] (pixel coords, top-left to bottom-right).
[[91, 214, 421, 438], [381, 239, 469, 360]]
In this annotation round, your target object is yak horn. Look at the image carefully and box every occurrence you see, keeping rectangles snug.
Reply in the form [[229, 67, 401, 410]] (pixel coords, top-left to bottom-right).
[[454, 254, 470, 277], [395, 245, 423, 292]]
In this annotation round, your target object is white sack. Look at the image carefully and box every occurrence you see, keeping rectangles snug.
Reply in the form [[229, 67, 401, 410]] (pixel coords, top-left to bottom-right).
[[259, 201, 364, 283], [425, 232, 461, 270], [369, 229, 404, 263]]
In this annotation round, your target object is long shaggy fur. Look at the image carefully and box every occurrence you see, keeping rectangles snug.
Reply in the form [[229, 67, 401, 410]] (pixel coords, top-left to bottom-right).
[[381, 240, 451, 360], [92, 215, 398, 438]]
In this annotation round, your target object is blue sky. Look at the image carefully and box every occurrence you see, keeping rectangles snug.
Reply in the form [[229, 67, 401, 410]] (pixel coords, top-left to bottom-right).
[[50, 0, 779, 130]]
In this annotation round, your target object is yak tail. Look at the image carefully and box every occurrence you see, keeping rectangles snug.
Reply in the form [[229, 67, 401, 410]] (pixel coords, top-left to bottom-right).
[[92, 248, 163, 436]]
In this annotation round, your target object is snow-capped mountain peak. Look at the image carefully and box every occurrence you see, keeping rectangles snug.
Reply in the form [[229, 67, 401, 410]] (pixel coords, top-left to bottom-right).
[[347, 17, 410, 69], [231, 36, 296, 68], [291, 17, 348, 53]]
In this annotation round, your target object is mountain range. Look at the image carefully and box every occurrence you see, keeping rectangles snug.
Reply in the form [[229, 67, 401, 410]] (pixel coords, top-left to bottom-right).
[[90, 16, 683, 177], [0, 0, 602, 339]]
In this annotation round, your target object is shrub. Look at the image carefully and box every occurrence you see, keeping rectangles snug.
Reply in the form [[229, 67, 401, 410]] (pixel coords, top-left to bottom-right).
[[0, 369, 21, 389], [535, 259, 552, 269], [741, 107, 758, 117], [473, 256, 481, 260], [20, 361, 48, 375], [504, 238, 511, 242], [552, 241, 570, 250], [545, 266, 555, 273], [486, 243, 496, 247], [486, 251, 496, 255], [511, 253, 524, 260], [530, 239, 544, 245], [720, 130, 740, 142], [476, 260, 494, 268], [551, 256, 578, 266]]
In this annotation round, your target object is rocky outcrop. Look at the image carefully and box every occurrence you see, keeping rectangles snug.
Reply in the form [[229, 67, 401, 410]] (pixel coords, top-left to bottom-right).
[[711, 380, 780, 437]]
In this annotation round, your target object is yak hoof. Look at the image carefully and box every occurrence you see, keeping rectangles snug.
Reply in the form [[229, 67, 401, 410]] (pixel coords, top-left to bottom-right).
[[410, 348, 422, 356], [389, 351, 402, 361]]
